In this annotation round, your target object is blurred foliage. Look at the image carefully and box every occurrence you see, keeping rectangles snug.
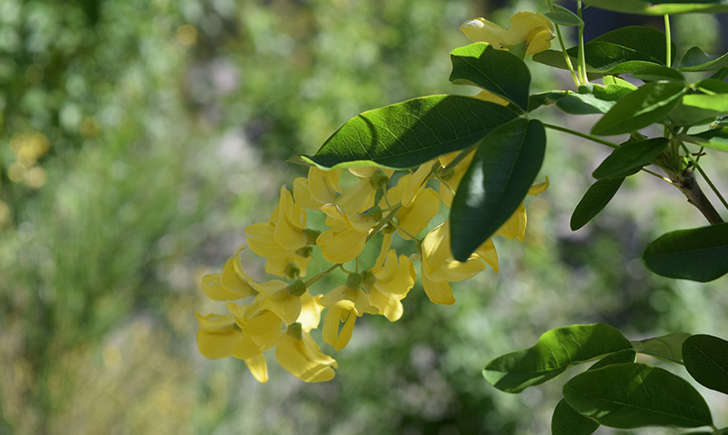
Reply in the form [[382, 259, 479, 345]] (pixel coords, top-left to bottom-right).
[[0, 0, 726, 434]]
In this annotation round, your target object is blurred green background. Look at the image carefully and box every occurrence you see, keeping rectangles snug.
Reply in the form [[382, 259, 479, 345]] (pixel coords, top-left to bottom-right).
[[1, 0, 726, 434]]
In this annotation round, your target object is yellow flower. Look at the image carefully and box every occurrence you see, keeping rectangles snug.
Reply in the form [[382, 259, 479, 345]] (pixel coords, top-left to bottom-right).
[[475, 89, 510, 107], [316, 203, 376, 264], [461, 12, 554, 56], [362, 250, 416, 322], [438, 150, 477, 207], [275, 323, 337, 382], [195, 313, 269, 382], [496, 177, 549, 241], [293, 167, 342, 210], [420, 223, 498, 305], [246, 186, 314, 278], [246, 279, 308, 326], [320, 283, 374, 350], [200, 252, 256, 301], [382, 164, 440, 240]]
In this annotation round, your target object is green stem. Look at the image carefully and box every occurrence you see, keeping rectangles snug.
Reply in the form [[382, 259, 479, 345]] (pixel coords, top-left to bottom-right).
[[576, 1, 588, 84], [304, 263, 340, 287], [681, 143, 728, 212], [542, 122, 617, 148], [554, 24, 580, 87], [664, 14, 672, 67]]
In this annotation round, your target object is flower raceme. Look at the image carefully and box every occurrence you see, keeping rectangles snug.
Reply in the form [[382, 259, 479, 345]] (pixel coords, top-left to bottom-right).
[[196, 147, 548, 383]]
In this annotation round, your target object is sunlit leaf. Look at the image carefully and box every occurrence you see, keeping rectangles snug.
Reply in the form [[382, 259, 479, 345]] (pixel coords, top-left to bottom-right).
[[591, 82, 685, 135], [483, 324, 631, 393], [643, 223, 728, 282], [564, 363, 713, 428], [450, 118, 545, 261], [687, 126, 728, 152], [683, 334, 728, 395], [302, 95, 516, 169]]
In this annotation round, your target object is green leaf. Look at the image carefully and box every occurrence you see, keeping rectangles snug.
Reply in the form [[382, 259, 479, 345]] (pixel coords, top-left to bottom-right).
[[592, 138, 668, 179], [450, 118, 545, 261], [482, 323, 631, 393], [545, 5, 583, 27], [632, 333, 692, 363], [528, 91, 615, 114], [680, 47, 728, 72], [532, 50, 603, 76], [687, 126, 728, 152], [591, 82, 685, 135], [302, 95, 516, 169], [588, 349, 636, 370], [564, 363, 713, 428], [551, 349, 636, 435], [683, 334, 728, 395], [670, 102, 725, 126], [643, 222, 728, 282], [552, 399, 599, 435], [682, 94, 728, 113], [594, 76, 637, 101], [583, 0, 728, 15], [570, 177, 625, 231], [566, 26, 674, 68], [605, 61, 684, 81], [449, 42, 531, 110]]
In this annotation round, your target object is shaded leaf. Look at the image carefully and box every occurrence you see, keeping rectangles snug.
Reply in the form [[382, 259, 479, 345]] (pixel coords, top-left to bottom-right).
[[632, 332, 692, 363], [583, 0, 728, 15], [545, 5, 583, 27], [552, 399, 599, 435], [449, 42, 531, 110], [302, 95, 516, 169], [483, 323, 631, 393], [591, 82, 685, 135], [564, 363, 713, 428], [683, 334, 728, 395], [570, 177, 625, 231], [605, 61, 684, 81], [450, 118, 545, 261], [589, 349, 636, 370], [643, 222, 728, 282], [592, 137, 668, 179], [528, 91, 614, 114], [680, 46, 728, 72]]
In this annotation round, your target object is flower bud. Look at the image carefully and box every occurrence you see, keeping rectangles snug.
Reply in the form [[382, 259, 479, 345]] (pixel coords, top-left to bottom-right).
[[346, 273, 362, 290], [286, 322, 303, 339], [286, 279, 307, 296]]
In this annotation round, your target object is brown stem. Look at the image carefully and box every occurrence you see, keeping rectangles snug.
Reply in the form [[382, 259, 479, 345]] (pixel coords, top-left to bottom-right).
[[669, 169, 724, 224]]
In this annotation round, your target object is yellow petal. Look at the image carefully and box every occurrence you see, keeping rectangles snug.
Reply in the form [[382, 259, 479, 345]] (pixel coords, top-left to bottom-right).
[[338, 178, 376, 214], [525, 28, 554, 55], [421, 273, 455, 305], [437, 257, 486, 282], [496, 202, 526, 241], [244, 353, 269, 383], [475, 238, 499, 273], [367, 287, 404, 322], [201, 273, 242, 301], [260, 292, 302, 326], [308, 167, 341, 205], [197, 327, 258, 360], [275, 332, 337, 382], [195, 312, 236, 332], [322, 304, 357, 350], [373, 252, 415, 296], [293, 177, 318, 210], [460, 17, 509, 48], [317, 227, 367, 264], [528, 176, 549, 196], [397, 187, 440, 239], [246, 222, 286, 259], [233, 307, 283, 349], [374, 231, 393, 269], [221, 256, 256, 298], [297, 294, 324, 332], [508, 12, 553, 48], [421, 223, 451, 273]]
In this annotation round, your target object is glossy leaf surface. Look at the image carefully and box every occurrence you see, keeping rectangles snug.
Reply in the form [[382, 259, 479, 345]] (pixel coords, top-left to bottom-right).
[[450, 118, 545, 261], [303, 95, 516, 169], [483, 324, 631, 393], [643, 223, 728, 282], [564, 363, 713, 428]]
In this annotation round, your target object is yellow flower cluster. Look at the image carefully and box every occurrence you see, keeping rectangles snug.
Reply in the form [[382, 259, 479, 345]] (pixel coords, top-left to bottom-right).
[[197, 152, 547, 383], [7, 131, 50, 189]]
